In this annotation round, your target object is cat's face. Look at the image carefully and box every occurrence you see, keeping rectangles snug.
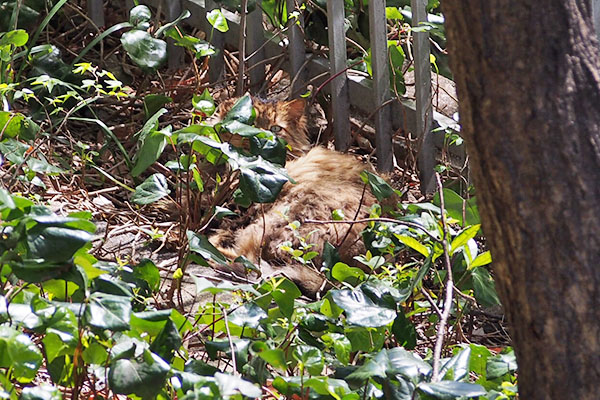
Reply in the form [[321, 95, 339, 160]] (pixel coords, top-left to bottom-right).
[[216, 97, 310, 157]]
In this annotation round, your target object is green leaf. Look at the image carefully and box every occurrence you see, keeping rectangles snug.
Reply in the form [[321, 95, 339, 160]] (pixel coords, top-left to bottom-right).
[[85, 293, 131, 331], [109, 352, 170, 399], [468, 344, 492, 377], [450, 225, 481, 255], [433, 189, 480, 226], [322, 333, 351, 365], [395, 235, 431, 257], [0, 111, 40, 140], [149, 319, 182, 361], [331, 262, 365, 285], [121, 30, 167, 72], [144, 94, 172, 120], [214, 372, 262, 398], [207, 9, 229, 32], [131, 127, 170, 177], [249, 134, 287, 166], [192, 89, 215, 117], [361, 170, 395, 201], [238, 157, 290, 203], [392, 313, 417, 350], [417, 381, 486, 399], [0, 139, 30, 165], [385, 7, 403, 20], [471, 267, 500, 307], [347, 348, 431, 381], [20, 385, 62, 400], [129, 5, 152, 28], [486, 349, 517, 380], [256, 348, 287, 371], [293, 345, 324, 376], [27, 223, 92, 263], [439, 346, 471, 381], [330, 289, 396, 327], [222, 94, 255, 124], [228, 302, 267, 329], [133, 259, 161, 292], [470, 250, 492, 269], [132, 173, 170, 205], [0, 29, 29, 47], [188, 231, 229, 265], [271, 278, 302, 318], [0, 326, 43, 382]]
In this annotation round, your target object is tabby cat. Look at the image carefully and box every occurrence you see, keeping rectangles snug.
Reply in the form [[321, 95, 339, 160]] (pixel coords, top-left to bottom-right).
[[209, 97, 380, 297]]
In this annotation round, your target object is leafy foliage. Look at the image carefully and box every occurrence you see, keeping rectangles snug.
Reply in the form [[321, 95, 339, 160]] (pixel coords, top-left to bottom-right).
[[0, 1, 512, 399]]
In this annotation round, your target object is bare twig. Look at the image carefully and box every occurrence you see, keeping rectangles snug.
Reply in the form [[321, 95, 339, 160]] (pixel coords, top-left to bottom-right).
[[237, 0, 249, 95], [304, 217, 441, 243], [431, 173, 454, 382]]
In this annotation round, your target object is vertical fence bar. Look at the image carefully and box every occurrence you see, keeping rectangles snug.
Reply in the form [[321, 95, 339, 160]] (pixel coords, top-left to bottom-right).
[[205, 0, 226, 82], [593, 0, 600, 43], [87, 0, 105, 28], [286, 0, 307, 97], [165, 0, 184, 69], [326, 0, 351, 151], [411, 0, 435, 193], [247, 0, 266, 93], [369, 0, 393, 172]]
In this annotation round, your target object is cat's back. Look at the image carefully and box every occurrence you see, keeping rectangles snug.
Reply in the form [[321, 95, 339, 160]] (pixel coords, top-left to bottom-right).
[[285, 147, 371, 186]]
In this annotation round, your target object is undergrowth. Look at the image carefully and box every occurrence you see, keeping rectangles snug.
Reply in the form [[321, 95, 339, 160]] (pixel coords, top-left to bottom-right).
[[0, 2, 515, 399]]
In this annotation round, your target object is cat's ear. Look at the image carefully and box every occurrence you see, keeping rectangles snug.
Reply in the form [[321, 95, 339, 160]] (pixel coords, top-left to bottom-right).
[[285, 98, 306, 119]]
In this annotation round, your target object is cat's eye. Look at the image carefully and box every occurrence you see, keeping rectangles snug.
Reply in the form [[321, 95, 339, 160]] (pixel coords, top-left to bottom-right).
[[270, 125, 283, 133]]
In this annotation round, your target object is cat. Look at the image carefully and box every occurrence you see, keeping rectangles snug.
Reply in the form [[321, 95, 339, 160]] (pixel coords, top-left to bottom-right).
[[209, 96, 382, 297]]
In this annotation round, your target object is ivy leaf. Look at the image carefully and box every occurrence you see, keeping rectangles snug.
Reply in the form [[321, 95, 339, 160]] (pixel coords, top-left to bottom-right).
[[238, 157, 290, 203], [85, 293, 131, 331], [20, 385, 62, 400], [471, 267, 500, 307], [222, 94, 255, 124], [188, 231, 229, 265], [417, 381, 486, 399], [361, 170, 396, 201], [109, 352, 170, 399], [192, 89, 216, 117], [27, 224, 92, 263], [214, 372, 262, 398], [0, 111, 40, 140], [207, 9, 230, 33], [129, 5, 152, 28], [0, 326, 43, 382], [486, 349, 517, 380], [331, 262, 365, 285], [121, 30, 167, 72], [132, 173, 170, 205], [330, 288, 396, 327], [228, 302, 267, 329], [450, 225, 481, 255], [433, 189, 480, 226], [131, 127, 170, 177]]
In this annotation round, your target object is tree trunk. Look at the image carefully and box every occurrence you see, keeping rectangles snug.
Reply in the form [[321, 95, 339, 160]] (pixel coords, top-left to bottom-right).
[[443, 1, 600, 399]]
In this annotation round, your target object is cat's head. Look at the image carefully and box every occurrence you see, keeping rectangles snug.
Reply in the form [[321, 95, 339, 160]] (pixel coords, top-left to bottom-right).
[[215, 96, 310, 157]]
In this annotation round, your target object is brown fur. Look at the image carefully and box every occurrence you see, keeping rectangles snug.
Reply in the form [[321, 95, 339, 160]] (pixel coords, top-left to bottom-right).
[[209, 97, 379, 297]]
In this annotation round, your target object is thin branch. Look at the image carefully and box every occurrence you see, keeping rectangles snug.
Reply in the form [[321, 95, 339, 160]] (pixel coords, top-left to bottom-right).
[[237, 0, 249, 95], [431, 173, 454, 382], [303, 217, 441, 243]]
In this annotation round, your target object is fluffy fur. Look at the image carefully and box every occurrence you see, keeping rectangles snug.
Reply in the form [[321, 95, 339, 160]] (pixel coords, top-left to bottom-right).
[[209, 97, 379, 296]]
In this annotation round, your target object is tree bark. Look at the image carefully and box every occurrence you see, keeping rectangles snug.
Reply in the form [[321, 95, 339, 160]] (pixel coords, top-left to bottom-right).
[[443, 1, 600, 399]]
